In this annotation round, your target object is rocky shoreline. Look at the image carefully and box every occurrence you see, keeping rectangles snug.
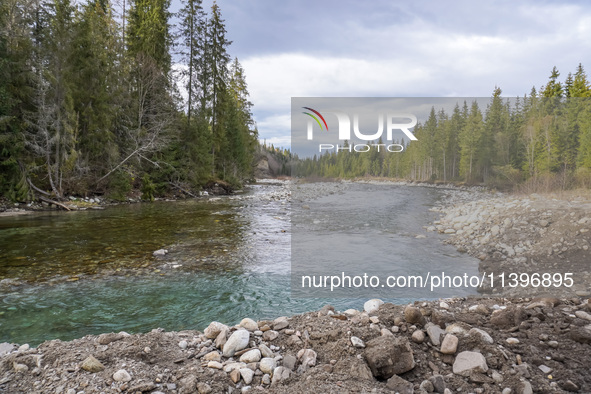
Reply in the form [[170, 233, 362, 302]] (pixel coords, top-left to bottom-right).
[[1, 296, 590, 393], [429, 189, 591, 298]]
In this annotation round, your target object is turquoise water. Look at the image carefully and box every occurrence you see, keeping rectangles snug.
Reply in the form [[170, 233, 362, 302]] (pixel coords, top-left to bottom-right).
[[0, 183, 479, 345]]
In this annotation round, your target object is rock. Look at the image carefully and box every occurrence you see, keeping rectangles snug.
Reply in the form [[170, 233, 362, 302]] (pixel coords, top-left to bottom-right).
[[520, 380, 533, 394], [575, 310, 591, 321], [204, 321, 229, 339], [490, 306, 526, 328], [17, 344, 29, 352], [570, 325, 591, 344], [0, 343, 15, 356], [273, 316, 289, 330], [113, 369, 132, 382], [296, 349, 317, 371], [420, 379, 434, 392], [538, 364, 552, 374], [411, 329, 426, 343], [239, 349, 261, 363], [364, 336, 415, 379], [152, 249, 168, 256], [452, 351, 488, 376], [350, 336, 365, 348], [239, 318, 259, 331], [364, 299, 384, 314], [203, 351, 221, 362], [468, 328, 494, 344], [258, 343, 274, 358], [263, 330, 279, 341], [262, 374, 271, 385], [207, 361, 223, 370], [214, 328, 228, 348], [223, 329, 250, 357], [230, 368, 241, 384], [440, 334, 458, 354], [560, 379, 580, 392], [492, 370, 504, 383], [426, 323, 446, 346], [506, 337, 520, 345], [178, 340, 188, 349], [283, 354, 297, 371], [13, 363, 28, 373], [259, 357, 276, 374], [287, 334, 302, 346], [197, 382, 212, 394], [97, 332, 125, 345], [271, 366, 290, 385], [349, 359, 374, 380], [240, 368, 254, 384], [429, 374, 446, 393], [343, 309, 359, 317], [80, 355, 105, 372], [386, 374, 414, 394], [404, 305, 426, 325]]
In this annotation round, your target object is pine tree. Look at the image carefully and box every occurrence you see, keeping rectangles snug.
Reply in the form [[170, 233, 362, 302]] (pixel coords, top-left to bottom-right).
[[459, 101, 484, 182]]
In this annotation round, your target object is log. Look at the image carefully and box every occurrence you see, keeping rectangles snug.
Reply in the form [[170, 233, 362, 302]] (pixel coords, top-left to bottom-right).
[[39, 196, 71, 211]]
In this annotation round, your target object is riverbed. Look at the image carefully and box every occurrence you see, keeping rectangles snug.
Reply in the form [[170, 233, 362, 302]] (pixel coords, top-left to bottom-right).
[[0, 181, 480, 345]]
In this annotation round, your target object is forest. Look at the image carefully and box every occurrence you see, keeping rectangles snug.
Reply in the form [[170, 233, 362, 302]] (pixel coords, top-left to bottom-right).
[[0, 0, 258, 202], [294, 65, 591, 191]]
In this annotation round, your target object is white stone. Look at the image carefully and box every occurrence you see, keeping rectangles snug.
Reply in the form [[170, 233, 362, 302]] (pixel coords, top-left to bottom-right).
[[152, 249, 168, 256], [364, 299, 384, 314], [207, 361, 223, 370], [239, 318, 259, 331], [239, 349, 261, 363], [258, 344, 274, 358], [259, 357, 276, 374], [506, 337, 520, 345], [452, 351, 488, 376], [350, 336, 365, 348], [240, 368, 254, 384], [271, 366, 290, 384], [468, 328, 494, 345], [178, 340, 187, 349], [223, 329, 250, 357], [575, 310, 591, 321], [113, 369, 131, 382]]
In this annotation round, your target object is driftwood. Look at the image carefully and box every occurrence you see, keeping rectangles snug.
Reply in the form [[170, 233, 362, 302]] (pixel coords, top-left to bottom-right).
[[39, 196, 71, 211], [27, 178, 71, 211], [169, 182, 198, 198]]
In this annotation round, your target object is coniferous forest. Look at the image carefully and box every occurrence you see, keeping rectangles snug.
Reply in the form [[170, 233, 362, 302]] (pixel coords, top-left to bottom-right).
[[0, 0, 258, 202], [295, 66, 591, 191]]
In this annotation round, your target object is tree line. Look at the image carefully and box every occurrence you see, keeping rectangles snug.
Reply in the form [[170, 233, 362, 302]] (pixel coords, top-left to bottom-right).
[[0, 0, 258, 202], [295, 65, 591, 190]]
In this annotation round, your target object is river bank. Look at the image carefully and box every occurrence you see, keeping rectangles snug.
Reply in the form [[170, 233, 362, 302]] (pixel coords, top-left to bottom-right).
[[430, 188, 591, 298], [1, 295, 590, 393]]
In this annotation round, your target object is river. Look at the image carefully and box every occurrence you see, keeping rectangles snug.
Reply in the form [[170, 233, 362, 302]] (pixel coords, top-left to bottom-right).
[[0, 181, 479, 345]]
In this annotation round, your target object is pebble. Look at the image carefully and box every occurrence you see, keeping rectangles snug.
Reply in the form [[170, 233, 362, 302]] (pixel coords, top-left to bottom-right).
[[364, 299, 384, 314], [113, 369, 131, 382], [411, 330, 426, 344], [259, 357, 276, 374], [240, 368, 254, 384], [440, 334, 458, 354], [239, 349, 261, 363], [223, 329, 250, 357], [350, 336, 365, 348], [506, 337, 520, 345]]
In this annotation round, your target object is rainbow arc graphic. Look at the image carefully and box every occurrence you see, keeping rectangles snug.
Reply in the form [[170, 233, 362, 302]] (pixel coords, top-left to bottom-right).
[[302, 107, 328, 131]]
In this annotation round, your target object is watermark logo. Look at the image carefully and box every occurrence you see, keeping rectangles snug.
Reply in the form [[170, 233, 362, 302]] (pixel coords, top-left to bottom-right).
[[302, 107, 418, 152]]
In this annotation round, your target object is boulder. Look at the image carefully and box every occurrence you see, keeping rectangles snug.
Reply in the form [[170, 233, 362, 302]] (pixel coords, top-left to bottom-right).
[[364, 336, 415, 379]]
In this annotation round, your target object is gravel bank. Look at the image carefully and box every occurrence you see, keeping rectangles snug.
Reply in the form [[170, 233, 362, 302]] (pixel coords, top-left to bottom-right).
[[430, 189, 591, 298], [1, 296, 590, 393]]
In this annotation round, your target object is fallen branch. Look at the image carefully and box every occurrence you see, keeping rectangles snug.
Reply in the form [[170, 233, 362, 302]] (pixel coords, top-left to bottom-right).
[[27, 178, 51, 196], [39, 196, 71, 211]]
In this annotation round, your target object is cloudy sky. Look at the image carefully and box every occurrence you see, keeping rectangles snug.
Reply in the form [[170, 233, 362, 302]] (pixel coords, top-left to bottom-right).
[[176, 0, 591, 148]]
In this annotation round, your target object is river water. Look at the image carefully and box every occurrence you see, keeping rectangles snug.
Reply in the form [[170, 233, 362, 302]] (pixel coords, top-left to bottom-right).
[[0, 182, 479, 345]]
